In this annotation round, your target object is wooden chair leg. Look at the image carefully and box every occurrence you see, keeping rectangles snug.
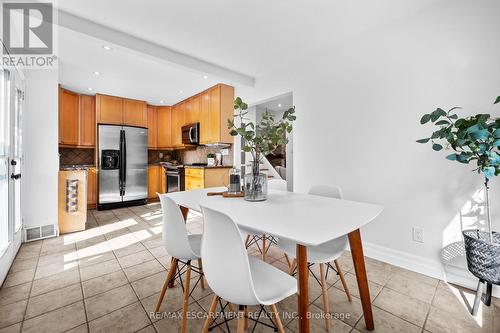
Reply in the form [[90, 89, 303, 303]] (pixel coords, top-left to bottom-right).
[[269, 304, 285, 333], [288, 258, 297, 275], [168, 257, 178, 288], [245, 235, 251, 248], [262, 236, 267, 261], [334, 259, 352, 302], [198, 258, 205, 289], [155, 258, 178, 312], [181, 263, 192, 333], [237, 305, 246, 333], [284, 253, 291, 267], [202, 295, 219, 333], [319, 264, 331, 332], [244, 305, 249, 329]]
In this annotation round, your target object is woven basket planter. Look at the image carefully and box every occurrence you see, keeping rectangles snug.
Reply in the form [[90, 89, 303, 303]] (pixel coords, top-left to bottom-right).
[[463, 229, 500, 285]]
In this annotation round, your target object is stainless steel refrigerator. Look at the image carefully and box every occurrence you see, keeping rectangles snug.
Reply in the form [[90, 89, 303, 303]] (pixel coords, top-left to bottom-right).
[[98, 125, 148, 210]]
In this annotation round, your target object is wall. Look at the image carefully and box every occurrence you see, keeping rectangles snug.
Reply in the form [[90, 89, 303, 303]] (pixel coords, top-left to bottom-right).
[[23, 70, 59, 230], [247, 0, 500, 288]]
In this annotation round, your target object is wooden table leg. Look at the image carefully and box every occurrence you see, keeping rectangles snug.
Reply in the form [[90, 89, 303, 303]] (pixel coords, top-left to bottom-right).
[[348, 229, 374, 330], [296, 244, 310, 333]]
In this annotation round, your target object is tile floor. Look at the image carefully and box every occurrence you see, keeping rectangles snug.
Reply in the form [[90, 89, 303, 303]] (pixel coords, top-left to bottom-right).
[[0, 203, 499, 333]]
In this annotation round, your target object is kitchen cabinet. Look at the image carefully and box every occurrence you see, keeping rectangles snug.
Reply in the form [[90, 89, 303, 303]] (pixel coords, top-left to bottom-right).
[[147, 105, 158, 148], [157, 106, 172, 149], [87, 167, 97, 208], [78, 95, 95, 147], [184, 167, 230, 191], [148, 165, 166, 200], [148, 165, 160, 199], [171, 104, 185, 148], [185, 95, 200, 125], [96, 94, 123, 125], [123, 99, 147, 127], [199, 84, 234, 144], [59, 88, 79, 146]]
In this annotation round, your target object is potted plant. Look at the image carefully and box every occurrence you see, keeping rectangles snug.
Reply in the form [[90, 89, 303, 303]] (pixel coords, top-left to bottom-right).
[[228, 97, 296, 201], [207, 153, 216, 166], [417, 95, 500, 314]]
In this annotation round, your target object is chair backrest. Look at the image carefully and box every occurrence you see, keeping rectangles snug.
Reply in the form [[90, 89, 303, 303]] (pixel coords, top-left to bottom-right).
[[268, 179, 287, 191], [308, 185, 348, 248], [158, 194, 198, 260], [309, 184, 343, 199], [200, 205, 260, 305]]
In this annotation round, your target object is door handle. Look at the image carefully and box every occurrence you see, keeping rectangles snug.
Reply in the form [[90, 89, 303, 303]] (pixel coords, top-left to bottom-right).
[[11, 173, 21, 180]]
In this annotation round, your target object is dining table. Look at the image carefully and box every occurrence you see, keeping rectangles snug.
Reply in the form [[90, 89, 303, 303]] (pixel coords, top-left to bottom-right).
[[165, 187, 384, 333]]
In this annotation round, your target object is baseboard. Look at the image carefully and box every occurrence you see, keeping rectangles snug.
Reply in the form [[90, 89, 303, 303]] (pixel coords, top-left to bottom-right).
[[361, 241, 500, 297]]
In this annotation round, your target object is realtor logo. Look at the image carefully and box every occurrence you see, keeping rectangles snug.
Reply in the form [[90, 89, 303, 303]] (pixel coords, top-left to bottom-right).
[[2, 2, 53, 54]]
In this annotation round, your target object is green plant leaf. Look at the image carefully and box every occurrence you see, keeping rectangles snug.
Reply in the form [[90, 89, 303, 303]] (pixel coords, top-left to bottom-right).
[[446, 154, 457, 161], [435, 120, 450, 126], [416, 138, 430, 143], [420, 114, 431, 124], [494, 96, 500, 104], [432, 143, 443, 151]]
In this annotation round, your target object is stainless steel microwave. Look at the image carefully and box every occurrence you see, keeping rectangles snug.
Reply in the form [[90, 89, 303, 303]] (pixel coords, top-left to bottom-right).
[[182, 123, 199, 145]]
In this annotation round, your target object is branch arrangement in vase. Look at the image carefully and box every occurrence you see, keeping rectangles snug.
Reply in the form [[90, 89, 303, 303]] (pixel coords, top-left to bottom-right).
[[417, 95, 500, 241], [228, 97, 296, 164]]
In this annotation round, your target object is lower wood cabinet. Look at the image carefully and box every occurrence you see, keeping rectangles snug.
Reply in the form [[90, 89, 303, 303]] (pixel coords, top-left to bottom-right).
[[87, 167, 97, 208], [148, 165, 166, 200], [184, 167, 230, 191]]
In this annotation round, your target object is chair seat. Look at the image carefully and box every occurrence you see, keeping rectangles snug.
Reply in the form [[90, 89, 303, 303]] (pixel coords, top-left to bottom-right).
[[249, 256, 297, 305], [278, 236, 346, 264]]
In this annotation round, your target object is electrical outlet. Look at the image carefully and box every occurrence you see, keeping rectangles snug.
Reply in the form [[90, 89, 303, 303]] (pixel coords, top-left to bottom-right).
[[159, 152, 163, 159], [412, 227, 424, 243]]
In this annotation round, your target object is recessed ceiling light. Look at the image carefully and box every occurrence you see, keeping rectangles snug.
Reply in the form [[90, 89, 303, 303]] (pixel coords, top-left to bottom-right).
[[87, 87, 93, 91], [179, 90, 183, 94], [93, 71, 101, 75], [278, 103, 282, 107], [159, 100, 164, 104], [102, 45, 112, 51], [203, 75, 208, 80]]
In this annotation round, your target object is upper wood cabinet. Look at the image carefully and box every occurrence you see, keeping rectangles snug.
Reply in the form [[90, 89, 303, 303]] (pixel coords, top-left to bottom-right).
[[59, 88, 96, 147], [157, 106, 172, 149], [185, 96, 200, 125], [78, 95, 95, 147], [96, 94, 123, 125], [147, 105, 158, 149], [59, 88, 79, 146], [171, 104, 185, 148], [198, 84, 234, 144], [123, 99, 147, 127]]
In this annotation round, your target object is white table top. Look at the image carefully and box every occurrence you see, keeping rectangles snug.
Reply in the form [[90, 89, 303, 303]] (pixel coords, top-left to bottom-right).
[[165, 188, 383, 247]]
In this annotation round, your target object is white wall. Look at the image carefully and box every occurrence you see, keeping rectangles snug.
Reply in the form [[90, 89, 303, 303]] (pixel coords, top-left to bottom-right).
[[247, 0, 500, 286], [23, 70, 59, 230]]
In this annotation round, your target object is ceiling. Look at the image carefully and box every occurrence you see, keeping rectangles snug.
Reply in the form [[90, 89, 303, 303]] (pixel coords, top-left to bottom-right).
[[54, 0, 436, 105]]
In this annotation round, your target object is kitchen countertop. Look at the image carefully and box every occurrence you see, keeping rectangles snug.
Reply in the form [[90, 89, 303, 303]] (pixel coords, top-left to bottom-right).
[[184, 165, 233, 169], [60, 165, 96, 171]]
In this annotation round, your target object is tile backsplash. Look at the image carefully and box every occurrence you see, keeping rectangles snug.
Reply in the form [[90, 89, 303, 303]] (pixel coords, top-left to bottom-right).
[[181, 145, 233, 166], [148, 150, 179, 164], [59, 148, 95, 167]]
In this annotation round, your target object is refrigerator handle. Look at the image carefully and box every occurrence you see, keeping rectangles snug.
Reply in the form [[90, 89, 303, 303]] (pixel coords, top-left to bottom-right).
[[122, 130, 127, 192], [119, 130, 126, 196]]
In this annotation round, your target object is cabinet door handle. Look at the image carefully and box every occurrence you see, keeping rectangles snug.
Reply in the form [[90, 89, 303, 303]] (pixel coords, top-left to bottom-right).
[[11, 173, 21, 180]]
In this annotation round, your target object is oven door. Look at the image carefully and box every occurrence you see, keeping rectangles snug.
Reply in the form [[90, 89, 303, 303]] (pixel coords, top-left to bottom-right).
[[166, 171, 180, 193]]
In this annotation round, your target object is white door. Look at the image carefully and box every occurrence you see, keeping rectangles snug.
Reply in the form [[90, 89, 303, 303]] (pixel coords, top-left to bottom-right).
[[0, 66, 24, 285]]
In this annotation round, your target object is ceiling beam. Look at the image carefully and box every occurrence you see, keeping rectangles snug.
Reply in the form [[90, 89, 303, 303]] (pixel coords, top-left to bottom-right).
[[57, 9, 255, 87]]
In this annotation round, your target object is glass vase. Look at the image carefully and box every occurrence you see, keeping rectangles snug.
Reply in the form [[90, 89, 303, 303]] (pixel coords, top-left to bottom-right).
[[244, 160, 267, 201]]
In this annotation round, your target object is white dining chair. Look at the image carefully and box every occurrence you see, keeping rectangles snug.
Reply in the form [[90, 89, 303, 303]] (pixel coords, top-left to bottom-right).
[[244, 178, 288, 262], [277, 184, 352, 331], [155, 194, 205, 333], [200, 205, 297, 333]]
